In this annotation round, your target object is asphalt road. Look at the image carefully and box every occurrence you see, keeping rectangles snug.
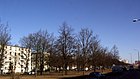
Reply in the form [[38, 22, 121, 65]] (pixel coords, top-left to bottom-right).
[[61, 69, 140, 79], [106, 70, 140, 79]]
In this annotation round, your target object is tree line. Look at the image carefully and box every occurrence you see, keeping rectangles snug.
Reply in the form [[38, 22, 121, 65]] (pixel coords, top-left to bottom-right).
[[20, 22, 122, 75], [0, 21, 125, 75]]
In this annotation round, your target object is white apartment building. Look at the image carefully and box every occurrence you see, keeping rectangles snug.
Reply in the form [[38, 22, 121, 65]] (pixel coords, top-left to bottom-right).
[[1, 45, 31, 74], [31, 52, 50, 71]]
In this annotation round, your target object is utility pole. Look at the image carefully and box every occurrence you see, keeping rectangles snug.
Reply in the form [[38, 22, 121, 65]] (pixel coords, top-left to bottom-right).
[[134, 49, 139, 62], [133, 19, 140, 62], [129, 53, 132, 64], [138, 51, 139, 62], [133, 19, 140, 69]]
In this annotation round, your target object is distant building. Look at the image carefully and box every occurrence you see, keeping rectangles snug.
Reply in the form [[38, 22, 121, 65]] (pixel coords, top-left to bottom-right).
[[135, 61, 140, 66], [31, 52, 50, 72], [119, 59, 129, 64], [1, 45, 31, 74], [122, 59, 129, 64]]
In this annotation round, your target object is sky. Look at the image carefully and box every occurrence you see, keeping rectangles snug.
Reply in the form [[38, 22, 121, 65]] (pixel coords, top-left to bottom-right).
[[0, 0, 140, 63]]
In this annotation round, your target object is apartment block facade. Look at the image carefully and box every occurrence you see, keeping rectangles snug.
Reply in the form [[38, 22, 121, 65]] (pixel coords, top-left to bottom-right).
[[1, 45, 31, 74], [31, 52, 50, 71]]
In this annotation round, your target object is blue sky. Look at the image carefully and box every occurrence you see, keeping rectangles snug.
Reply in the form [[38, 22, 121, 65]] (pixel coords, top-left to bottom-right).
[[0, 0, 140, 63]]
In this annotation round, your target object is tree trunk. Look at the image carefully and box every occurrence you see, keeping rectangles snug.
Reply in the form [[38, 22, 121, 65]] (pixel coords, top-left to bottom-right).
[[64, 63, 68, 75], [40, 64, 43, 75], [82, 64, 85, 75], [93, 66, 96, 72], [35, 53, 38, 77]]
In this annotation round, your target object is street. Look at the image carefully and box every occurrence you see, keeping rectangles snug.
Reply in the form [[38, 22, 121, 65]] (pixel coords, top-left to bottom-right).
[[106, 70, 140, 79], [62, 69, 140, 79]]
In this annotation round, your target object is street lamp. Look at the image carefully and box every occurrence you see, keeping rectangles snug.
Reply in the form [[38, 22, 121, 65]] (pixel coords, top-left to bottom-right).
[[129, 53, 132, 64], [134, 49, 139, 62], [133, 18, 140, 22]]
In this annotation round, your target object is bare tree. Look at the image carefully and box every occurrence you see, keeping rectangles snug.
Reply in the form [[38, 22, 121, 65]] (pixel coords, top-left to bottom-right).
[[55, 22, 76, 75], [89, 35, 101, 72], [20, 34, 33, 73], [111, 45, 119, 60], [78, 28, 93, 75], [0, 22, 11, 74], [105, 51, 114, 67], [110, 45, 120, 64], [20, 29, 53, 75], [39, 30, 53, 75], [75, 41, 82, 72], [47, 36, 59, 72]]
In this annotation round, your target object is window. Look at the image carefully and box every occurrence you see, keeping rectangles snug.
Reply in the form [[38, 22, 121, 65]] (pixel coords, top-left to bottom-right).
[[15, 53, 16, 56], [5, 61, 8, 63], [21, 60, 24, 62], [9, 57, 11, 60], [21, 69, 23, 72], [21, 55, 24, 59], [5, 51, 7, 54], [18, 53, 20, 55], [28, 53, 30, 56], [21, 65, 23, 68], [21, 51, 24, 54], [10, 46, 12, 50], [10, 52, 11, 55]]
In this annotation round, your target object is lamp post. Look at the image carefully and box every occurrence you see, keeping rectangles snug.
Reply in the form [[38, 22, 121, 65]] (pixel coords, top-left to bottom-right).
[[129, 53, 132, 64], [134, 49, 139, 62], [133, 18, 140, 22], [133, 19, 140, 63]]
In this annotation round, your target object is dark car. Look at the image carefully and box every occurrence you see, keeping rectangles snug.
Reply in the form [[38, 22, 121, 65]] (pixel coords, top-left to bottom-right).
[[112, 65, 123, 72], [86, 72, 105, 79], [129, 65, 134, 70]]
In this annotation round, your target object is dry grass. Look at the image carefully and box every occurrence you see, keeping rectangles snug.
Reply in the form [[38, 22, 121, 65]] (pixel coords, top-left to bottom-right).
[[0, 69, 111, 79]]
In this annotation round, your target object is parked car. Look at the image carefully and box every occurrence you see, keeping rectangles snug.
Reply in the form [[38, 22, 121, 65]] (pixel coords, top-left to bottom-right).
[[86, 72, 105, 79], [112, 65, 123, 72], [129, 65, 134, 70]]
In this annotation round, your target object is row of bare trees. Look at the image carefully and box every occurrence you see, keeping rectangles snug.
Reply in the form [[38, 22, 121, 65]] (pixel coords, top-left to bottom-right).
[[20, 22, 122, 75], [0, 21, 122, 75]]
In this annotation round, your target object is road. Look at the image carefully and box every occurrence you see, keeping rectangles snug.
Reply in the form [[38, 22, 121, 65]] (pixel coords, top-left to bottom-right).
[[106, 69, 140, 79], [62, 69, 140, 79]]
